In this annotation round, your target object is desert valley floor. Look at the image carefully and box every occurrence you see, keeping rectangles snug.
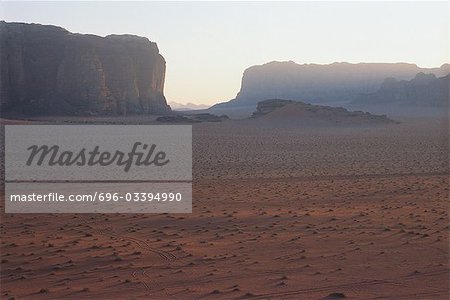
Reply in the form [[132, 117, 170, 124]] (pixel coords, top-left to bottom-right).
[[0, 116, 449, 299]]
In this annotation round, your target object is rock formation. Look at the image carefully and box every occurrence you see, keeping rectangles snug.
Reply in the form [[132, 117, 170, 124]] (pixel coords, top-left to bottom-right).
[[0, 21, 170, 115], [251, 99, 396, 126], [251, 99, 296, 117], [211, 61, 449, 111], [157, 113, 229, 123], [351, 72, 449, 107]]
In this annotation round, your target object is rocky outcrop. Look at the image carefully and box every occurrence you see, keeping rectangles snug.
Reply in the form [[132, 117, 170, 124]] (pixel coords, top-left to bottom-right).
[[0, 21, 170, 115], [251, 99, 396, 125], [351, 72, 449, 107], [251, 99, 296, 117], [212, 61, 449, 110], [157, 113, 229, 123]]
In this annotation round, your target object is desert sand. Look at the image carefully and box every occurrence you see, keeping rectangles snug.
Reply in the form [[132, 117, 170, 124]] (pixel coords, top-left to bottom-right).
[[0, 115, 448, 299]]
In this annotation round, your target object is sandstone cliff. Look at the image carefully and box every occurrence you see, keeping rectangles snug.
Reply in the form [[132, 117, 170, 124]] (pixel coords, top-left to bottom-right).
[[0, 21, 170, 115], [351, 72, 449, 107], [211, 61, 449, 111]]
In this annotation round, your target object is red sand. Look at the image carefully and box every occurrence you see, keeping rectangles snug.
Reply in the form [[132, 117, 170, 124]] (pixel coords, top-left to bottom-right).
[[1, 116, 448, 299]]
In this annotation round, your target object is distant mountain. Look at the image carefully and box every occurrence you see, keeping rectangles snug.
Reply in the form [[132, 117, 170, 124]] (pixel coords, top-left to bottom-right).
[[351, 72, 449, 107], [169, 102, 210, 111], [211, 61, 449, 113], [250, 99, 396, 126]]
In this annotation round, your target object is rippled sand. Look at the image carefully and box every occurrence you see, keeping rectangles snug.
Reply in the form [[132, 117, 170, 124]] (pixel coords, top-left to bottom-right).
[[1, 116, 448, 299]]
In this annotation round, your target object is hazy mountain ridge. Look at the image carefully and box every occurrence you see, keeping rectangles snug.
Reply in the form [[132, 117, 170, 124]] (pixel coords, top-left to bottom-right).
[[169, 102, 210, 111], [351, 72, 449, 107], [212, 61, 449, 110], [0, 21, 170, 115]]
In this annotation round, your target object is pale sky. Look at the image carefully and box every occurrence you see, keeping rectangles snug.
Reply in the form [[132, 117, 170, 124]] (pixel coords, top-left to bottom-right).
[[1, 1, 449, 105]]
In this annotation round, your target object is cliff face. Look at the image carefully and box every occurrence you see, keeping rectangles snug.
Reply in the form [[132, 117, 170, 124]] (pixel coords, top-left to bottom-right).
[[352, 73, 449, 107], [0, 22, 170, 115], [212, 61, 450, 109]]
